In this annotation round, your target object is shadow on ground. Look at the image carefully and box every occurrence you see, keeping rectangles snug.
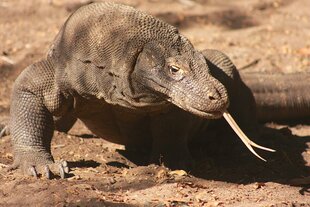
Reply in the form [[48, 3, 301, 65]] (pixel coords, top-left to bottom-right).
[[108, 123, 310, 188]]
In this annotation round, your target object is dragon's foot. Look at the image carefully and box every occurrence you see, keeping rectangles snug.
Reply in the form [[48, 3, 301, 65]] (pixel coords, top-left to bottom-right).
[[9, 151, 69, 179]]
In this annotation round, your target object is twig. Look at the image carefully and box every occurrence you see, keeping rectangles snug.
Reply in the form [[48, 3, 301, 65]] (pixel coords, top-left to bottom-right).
[[52, 144, 66, 149], [0, 56, 15, 65], [239, 59, 260, 70]]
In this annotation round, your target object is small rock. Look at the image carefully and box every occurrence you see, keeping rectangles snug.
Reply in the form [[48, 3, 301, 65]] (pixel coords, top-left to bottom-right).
[[67, 175, 82, 181], [254, 182, 266, 189], [168, 170, 187, 177], [156, 169, 167, 179]]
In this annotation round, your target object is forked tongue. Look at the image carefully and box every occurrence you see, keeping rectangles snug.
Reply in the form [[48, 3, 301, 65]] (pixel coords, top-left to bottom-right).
[[223, 111, 275, 161]]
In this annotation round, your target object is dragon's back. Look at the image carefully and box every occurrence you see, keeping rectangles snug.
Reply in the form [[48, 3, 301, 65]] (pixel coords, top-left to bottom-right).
[[47, 2, 184, 100], [49, 2, 179, 69]]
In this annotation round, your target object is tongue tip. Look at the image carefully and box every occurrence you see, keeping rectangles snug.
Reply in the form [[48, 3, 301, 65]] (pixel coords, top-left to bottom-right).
[[223, 111, 275, 161], [267, 148, 276, 153]]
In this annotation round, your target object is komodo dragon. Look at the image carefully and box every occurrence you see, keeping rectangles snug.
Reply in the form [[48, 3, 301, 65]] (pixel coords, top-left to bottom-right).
[[1, 2, 277, 179]]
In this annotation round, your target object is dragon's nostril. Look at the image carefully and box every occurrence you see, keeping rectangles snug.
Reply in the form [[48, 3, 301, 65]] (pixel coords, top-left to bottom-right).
[[208, 94, 216, 101], [207, 91, 220, 101]]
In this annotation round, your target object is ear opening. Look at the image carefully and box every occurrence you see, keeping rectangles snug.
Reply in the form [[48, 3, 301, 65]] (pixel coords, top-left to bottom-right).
[[136, 41, 166, 68]]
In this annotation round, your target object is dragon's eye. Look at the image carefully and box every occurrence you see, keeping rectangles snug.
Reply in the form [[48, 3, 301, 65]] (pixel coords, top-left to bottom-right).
[[169, 65, 181, 75]]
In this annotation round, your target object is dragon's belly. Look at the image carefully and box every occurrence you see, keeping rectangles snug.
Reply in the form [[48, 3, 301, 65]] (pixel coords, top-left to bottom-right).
[[74, 98, 152, 146]]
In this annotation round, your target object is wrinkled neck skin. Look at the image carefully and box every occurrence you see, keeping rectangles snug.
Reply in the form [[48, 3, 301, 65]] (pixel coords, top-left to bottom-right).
[[123, 78, 171, 112]]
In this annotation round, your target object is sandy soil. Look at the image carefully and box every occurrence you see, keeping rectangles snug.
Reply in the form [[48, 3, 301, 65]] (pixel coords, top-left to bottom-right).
[[0, 0, 309, 206]]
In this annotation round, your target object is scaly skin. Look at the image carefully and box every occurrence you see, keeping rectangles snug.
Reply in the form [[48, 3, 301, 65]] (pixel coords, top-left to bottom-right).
[[240, 72, 310, 122]]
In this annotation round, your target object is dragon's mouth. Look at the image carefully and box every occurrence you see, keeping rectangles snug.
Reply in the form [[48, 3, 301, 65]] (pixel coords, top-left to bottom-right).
[[188, 106, 224, 119], [169, 97, 226, 119]]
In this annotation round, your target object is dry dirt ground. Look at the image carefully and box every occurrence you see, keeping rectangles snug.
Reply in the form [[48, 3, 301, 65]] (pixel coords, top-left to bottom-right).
[[0, 0, 310, 206]]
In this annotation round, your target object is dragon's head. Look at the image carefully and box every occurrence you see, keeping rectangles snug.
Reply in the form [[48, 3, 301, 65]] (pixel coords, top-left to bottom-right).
[[133, 41, 229, 119]]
